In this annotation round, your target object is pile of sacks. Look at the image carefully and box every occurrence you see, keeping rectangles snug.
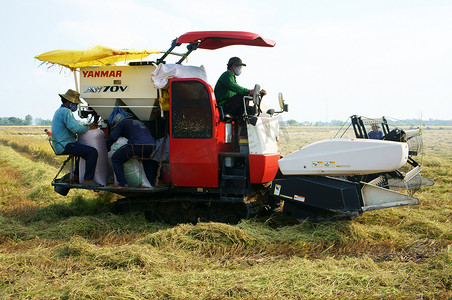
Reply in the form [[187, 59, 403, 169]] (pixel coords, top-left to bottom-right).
[[77, 129, 151, 187]]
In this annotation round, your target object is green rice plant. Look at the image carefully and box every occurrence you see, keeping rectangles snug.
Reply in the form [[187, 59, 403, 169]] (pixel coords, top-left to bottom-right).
[[0, 133, 63, 167], [0, 144, 63, 205]]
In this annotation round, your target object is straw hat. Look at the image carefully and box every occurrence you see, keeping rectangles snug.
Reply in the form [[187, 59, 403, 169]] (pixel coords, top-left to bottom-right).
[[59, 89, 82, 104]]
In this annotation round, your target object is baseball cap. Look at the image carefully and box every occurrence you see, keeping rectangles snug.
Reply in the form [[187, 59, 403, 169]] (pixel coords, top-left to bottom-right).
[[228, 57, 246, 67]]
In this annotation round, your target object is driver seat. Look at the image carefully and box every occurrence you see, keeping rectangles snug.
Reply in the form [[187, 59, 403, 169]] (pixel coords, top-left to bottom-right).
[[218, 105, 242, 122]]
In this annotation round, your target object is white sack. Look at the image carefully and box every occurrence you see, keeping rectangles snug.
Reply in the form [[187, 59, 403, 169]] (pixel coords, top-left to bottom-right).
[[151, 64, 208, 89], [78, 129, 108, 186], [108, 138, 152, 188]]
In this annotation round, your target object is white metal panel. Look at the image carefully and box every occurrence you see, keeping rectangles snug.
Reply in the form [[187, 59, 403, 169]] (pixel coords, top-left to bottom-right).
[[247, 116, 279, 155], [79, 65, 158, 121], [79, 98, 116, 121], [361, 182, 419, 211], [121, 98, 157, 121], [278, 139, 409, 176]]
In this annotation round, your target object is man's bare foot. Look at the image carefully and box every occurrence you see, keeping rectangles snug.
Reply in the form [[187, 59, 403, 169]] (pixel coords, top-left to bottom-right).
[[113, 185, 127, 189]]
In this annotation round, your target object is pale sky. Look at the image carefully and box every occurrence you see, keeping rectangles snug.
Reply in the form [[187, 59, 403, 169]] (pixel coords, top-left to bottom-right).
[[1, 0, 451, 122]]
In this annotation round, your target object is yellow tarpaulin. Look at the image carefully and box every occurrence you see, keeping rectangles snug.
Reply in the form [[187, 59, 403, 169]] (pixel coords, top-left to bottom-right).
[[35, 45, 161, 70]]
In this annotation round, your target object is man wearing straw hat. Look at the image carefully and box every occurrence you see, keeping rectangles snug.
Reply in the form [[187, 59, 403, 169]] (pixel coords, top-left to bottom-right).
[[51, 89, 99, 186]]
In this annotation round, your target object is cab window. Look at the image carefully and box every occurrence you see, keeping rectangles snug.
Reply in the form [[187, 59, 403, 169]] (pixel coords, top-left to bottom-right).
[[171, 80, 213, 139]]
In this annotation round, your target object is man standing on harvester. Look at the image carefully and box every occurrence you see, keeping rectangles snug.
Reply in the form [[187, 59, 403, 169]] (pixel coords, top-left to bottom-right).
[[51, 89, 99, 186], [214, 57, 266, 117]]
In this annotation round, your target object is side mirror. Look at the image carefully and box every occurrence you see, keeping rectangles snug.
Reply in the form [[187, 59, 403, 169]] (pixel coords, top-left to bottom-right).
[[278, 93, 285, 110], [278, 93, 289, 112], [283, 104, 289, 112]]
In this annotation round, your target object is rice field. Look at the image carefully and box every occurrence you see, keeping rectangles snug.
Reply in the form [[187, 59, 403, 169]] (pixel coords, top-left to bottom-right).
[[0, 125, 450, 299]]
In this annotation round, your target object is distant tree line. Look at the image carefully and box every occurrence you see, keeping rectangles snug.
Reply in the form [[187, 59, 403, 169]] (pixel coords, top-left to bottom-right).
[[281, 118, 452, 127], [0, 115, 51, 126], [282, 119, 358, 127], [390, 118, 452, 127]]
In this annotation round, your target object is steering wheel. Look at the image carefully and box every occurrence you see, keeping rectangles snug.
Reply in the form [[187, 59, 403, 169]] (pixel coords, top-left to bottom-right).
[[252, 84, 262, 116]]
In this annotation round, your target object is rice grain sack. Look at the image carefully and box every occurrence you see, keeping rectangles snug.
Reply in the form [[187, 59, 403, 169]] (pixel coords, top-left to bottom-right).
[[78, 129, 108, 186], [108, 138, 152, 188]]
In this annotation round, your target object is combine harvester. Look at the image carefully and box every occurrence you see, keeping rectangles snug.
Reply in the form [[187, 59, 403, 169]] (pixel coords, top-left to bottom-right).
[[36, 31, 433, 223]]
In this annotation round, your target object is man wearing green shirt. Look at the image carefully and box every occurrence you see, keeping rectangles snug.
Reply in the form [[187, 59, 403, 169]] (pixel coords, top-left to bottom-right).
[[214, 57, 266, 117]]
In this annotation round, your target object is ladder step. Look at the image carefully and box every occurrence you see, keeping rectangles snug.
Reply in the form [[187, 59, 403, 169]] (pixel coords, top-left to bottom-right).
[[222, 175, 247, 180], [220, 196, 244, 202], [221, 186, 246, 193]]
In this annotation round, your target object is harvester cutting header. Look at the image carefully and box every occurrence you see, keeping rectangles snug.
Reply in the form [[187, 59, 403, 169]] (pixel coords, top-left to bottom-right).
[[36, 31, 433, 223]]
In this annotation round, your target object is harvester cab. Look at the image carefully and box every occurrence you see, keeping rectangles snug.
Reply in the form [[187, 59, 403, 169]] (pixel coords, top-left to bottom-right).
[[37, 31, 432, 223]]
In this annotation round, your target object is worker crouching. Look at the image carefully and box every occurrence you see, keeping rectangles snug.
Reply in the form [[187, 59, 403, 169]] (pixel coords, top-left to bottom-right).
[[106, 117, 158, 189]]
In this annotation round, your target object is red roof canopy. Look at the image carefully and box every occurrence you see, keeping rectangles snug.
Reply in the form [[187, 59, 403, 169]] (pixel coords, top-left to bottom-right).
[[176, 31, 276, 50]]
